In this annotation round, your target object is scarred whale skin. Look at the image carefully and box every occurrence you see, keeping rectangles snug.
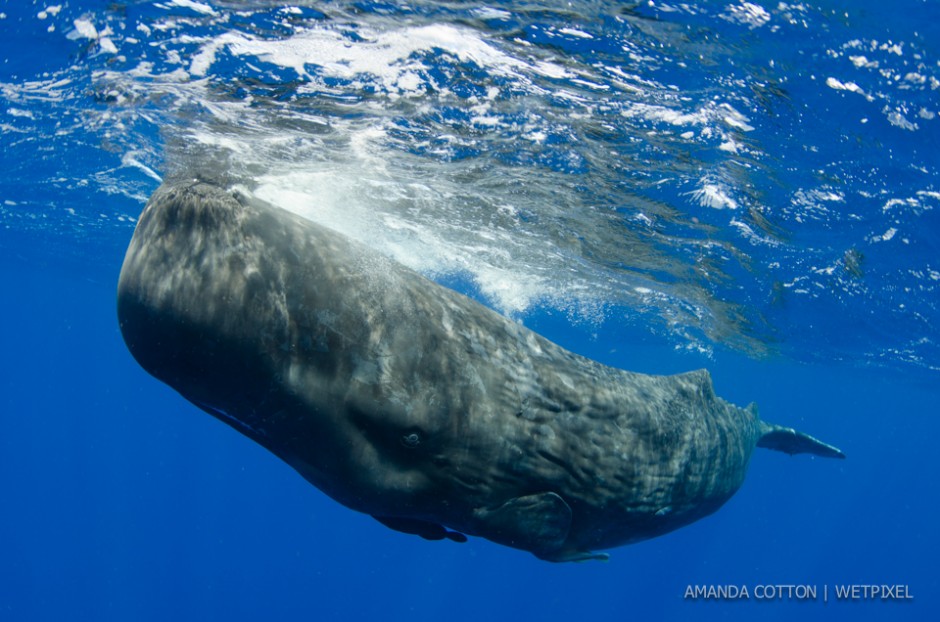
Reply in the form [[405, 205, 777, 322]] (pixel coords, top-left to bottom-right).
[[117, 181, 844, 562]]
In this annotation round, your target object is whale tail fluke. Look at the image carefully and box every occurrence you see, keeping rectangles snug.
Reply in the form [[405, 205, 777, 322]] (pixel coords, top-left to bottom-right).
[[757, 422, 845, 459]]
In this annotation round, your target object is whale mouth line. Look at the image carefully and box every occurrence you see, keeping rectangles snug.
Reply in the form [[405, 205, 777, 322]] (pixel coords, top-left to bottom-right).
[[195, 400, 268, 440]]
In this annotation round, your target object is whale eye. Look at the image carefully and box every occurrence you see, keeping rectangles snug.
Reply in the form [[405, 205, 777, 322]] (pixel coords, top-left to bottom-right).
[[400, 432, 421, 448]]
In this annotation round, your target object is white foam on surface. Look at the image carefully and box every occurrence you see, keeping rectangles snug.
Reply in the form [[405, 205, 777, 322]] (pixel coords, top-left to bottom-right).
[[71, 18, 99, 40], [690, 182, 739, 210], [559, 28, 593, 39], [37, 5, 62, 19], [166, 0, 217, 15], [826, 76, 869, 99], [188, 23, 571, 95], [722, 2, 771, 29]]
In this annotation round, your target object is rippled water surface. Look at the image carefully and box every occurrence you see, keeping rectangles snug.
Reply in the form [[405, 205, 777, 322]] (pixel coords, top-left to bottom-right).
[[4, 0, 938, 372]]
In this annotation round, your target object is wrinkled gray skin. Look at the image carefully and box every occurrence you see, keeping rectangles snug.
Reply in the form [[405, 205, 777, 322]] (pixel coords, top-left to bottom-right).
[[117, 182, 844, 562]]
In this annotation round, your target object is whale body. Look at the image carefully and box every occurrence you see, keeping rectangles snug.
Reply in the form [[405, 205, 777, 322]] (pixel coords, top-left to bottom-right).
[[117, 181, 844, 562]]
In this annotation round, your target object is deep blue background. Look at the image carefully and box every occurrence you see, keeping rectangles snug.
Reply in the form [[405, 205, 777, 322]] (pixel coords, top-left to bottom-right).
[[2, 247, 937, 621]]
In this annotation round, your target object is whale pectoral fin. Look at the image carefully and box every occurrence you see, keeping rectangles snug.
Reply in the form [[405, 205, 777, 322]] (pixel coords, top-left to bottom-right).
[[372, 515, 468, 543], [472, 492, 592, 561], [550, 549, 611, 563]]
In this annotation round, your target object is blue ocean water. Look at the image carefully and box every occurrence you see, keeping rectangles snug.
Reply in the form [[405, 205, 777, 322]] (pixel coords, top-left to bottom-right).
[[1, 0, 938, 620]]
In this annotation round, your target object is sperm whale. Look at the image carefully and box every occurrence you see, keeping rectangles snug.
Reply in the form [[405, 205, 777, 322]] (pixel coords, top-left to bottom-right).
[[117, 181, 844, 561]]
